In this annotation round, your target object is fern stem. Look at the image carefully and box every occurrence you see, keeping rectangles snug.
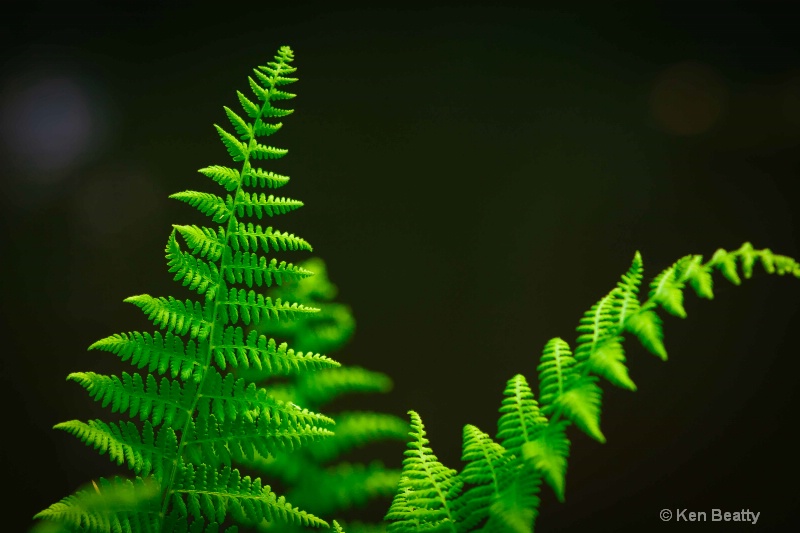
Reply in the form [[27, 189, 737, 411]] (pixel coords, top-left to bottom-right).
[[157, 52, 294, 524]]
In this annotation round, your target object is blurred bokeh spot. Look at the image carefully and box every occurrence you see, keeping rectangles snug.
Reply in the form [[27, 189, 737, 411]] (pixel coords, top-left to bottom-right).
[[1, 75, 100, 177], [650, 61, 728, 136]]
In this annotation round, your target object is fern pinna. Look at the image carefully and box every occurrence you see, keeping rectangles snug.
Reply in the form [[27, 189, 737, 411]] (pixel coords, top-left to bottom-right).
[[385, 243, 800, 532], [34, 46, 343, 533]]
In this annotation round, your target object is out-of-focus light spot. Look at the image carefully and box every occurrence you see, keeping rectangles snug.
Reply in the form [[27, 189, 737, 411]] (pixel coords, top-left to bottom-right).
[[1, 73, 109, 181], [650, 62, 727, 136]]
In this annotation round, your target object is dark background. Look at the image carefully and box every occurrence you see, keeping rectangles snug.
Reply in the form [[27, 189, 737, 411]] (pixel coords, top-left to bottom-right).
[[2, 1, 799, 531]]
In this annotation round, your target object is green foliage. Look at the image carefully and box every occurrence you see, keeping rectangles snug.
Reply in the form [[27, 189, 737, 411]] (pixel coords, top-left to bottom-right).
[[385, 243, 800, 532], [34, 46, 350, 533], [35, 43, 800, 533], [237, 258, 408, 532]]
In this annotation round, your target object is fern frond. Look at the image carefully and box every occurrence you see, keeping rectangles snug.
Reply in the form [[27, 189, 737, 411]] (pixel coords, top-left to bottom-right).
[[198, 366, 335, 427], [496, 374, 548, 458], [183, 413, 333, 469], [234, 191, 303, 219], [171, 463, 328, 528], [224, 106, 252, 140], [173, 225, 226, 261], [198, 165, 240, 192], [243, 165, 290, 189], [227, 222, 312, 253], [453, 424, 509, 532], [55, 420, 177, 479], [250, 142, 289, 160], [253, 118, 283, 137], [217, 288, 319, 326], [385, 411, 460, 533], [67, 371, 193, 428], [167, 231, 221, 300], [536, 337, 605, 441], [624, 309, 667, 360], [88, 331, 203, 381], [648, 256, 689, 318], [582, 335, 635, 391], [214, 124, 247, 162], [211, 327, 339, 373], [170, 191, 232, 223], [34, 477, 161, 533], [125, 294, 213, 340], [612, 251, 644, 329], [520, 420, 571, 502], [482, 467, 540, 533], [223, 250, 313, 288]]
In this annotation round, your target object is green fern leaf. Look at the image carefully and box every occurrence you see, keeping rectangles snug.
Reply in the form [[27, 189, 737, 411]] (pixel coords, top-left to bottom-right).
[[214, 125, 248, 162], [454, 424, 509, 532], [496, 374, 548, 458], [648, 258, 688, 318], [250, 142, 288, 160], [172, 463, 328, 528], [217, 288, 319, 326], [385, 411, 460, 533], [67, 371, 193, 427], [584, 335, 636, 391], [170, 191, 231, 223], [55, 420, 177, 479], [520, 421, 571, 505], [224, 106, 252, 140], [197, 165, 240, 192], [684, 254, 714, 299], [173, 224, 226, 261], [237, 90, 260, 119], [227, 222, 312, 253], [242, 164, 290, 189], [34, 477, 160, 533], [88, 331, 203, 381], [253, 118, 283, 137], [211, 326, 338, 373], [167, 231, 221, 300], [624, 309, 667, 360], [234, 191, 303, 219], [124, 294, 213, 340], [223, 250, 313, 288]]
